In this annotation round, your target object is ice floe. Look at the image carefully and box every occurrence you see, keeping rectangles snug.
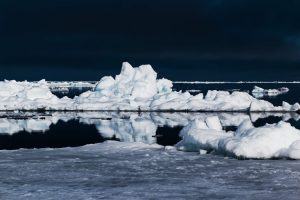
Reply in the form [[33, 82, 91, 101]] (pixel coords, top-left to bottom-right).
[[252, 86, 289, 98], [0, 62, 299, 111], [176, 116, 300, 159]]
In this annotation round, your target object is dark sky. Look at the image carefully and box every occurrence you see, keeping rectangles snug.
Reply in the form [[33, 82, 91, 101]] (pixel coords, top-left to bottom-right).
[[0, 0, 300, 80]]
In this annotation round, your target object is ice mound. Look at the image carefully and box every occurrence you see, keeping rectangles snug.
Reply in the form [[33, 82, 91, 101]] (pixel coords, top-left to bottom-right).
[[94, 62, 172, 98], [0, 80, 51, 99], [252, 85, 289, 98], [74, 62, 174, 110], [0, 80, 73, 110], [77, 62, 260, 111], [176, 116, 300, 159]]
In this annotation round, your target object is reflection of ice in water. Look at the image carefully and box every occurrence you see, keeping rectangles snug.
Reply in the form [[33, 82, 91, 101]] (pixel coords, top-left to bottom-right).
[[0, 111, 252, 136], [95, 118, 157, 144], [0, 111, 297, 159], [0, 111, 299, 144], [0, 118, 53, 134]]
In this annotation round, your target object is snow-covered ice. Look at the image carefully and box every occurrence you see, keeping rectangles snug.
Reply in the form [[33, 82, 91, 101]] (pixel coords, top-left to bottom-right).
[[176, 116, 300, 159], [0, 79, 74, 110], [0, 62, 299, 111], [1, 141, 300, 200]]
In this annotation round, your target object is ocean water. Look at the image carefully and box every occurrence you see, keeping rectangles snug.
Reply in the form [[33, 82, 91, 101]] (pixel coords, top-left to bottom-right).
[[1, 83, 300, 199]]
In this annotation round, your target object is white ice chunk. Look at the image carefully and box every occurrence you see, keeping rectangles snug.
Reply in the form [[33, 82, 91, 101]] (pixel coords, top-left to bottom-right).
[[25, 87, 54, 100], [285, 140, 300, 159], [177, 116, 300, 159], [205, 116, 222, 131], [156, 78, 173, 93]]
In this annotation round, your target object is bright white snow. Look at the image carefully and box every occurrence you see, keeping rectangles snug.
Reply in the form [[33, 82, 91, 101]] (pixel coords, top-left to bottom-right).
[[0, 80, 73, 110], [176, 116, 300, 159]]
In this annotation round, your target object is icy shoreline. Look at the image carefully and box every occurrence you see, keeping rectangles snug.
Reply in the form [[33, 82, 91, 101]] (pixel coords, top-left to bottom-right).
[[0, 62, 299, 112]]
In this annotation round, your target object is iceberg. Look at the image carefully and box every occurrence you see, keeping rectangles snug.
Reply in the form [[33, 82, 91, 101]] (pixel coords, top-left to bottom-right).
[[176, 116, 300, 159], [0, 62, 298, 112]]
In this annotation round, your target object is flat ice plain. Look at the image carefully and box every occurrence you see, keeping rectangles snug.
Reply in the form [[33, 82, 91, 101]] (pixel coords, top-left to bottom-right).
[[1, 141, 300, 200]]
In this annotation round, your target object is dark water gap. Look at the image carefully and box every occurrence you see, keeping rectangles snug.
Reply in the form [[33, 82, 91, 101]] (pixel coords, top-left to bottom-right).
[[0, 111, 299, 150], [0, 120, 106, 150]]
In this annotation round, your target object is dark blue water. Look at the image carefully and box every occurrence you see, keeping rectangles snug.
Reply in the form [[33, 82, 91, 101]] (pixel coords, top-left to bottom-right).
[[0, 120, 106, 150], [0, 118, 184, 150]]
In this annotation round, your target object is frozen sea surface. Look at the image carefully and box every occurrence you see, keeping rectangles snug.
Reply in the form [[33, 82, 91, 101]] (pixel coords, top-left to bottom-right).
[[1, 141, 300, 200]]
